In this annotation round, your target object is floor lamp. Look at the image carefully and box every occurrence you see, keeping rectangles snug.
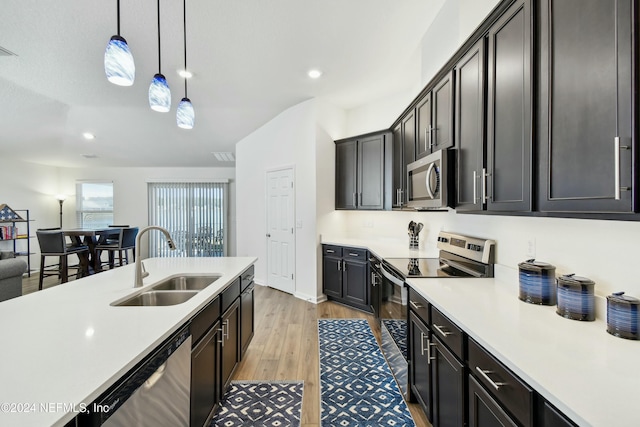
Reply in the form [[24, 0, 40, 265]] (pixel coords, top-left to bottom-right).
[[56, 195, 66, 228]]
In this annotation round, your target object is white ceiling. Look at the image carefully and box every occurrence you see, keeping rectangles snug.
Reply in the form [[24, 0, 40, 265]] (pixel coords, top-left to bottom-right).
[[0, 0, 443, 168]]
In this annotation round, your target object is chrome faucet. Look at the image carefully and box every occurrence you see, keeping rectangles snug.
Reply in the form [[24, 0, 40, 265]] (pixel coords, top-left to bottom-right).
[[134, 226, 176, 287]]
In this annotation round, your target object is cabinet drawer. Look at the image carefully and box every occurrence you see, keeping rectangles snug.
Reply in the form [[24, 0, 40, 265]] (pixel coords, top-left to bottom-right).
[[190, 296, 220, 347], [240, 265, 255, 291], [468, 338, 534, 427], [221, 278, 241, 313], [430, 306, 464, 360], [408, 287, 430, 324], [323, 245, 343, 257], [343, 247, 367, 260]]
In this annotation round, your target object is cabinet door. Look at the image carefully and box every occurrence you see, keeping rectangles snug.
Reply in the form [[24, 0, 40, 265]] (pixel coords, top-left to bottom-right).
[[343, 259, 369, 309], [538, 0, 633, 212], [468, 375, 518, 427], [432, 71, 454, 151], [416, 95, 432, 159], [409, 312, 433, 420], [431, 337, 465, 427], [322, 255, 343, 298], [191, 322, 220, 427], [335, 140, 358, 209], [486, 0, 532, 212], [369, 269, 381, 318], [455, 39, 486, 212], [240, 284, 254, 360], [358, 134, 385, 210], [541, 401, 577, 427], [220, 300, 240, 395], [392, 123, 404, 208]]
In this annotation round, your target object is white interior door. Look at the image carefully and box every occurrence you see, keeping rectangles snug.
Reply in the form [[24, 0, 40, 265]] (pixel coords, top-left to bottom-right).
[[266, 168, 295, 294]]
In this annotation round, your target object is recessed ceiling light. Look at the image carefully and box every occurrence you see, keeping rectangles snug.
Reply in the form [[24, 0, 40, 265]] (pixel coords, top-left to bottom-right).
[[178, 69, 193, 79], [82, 132, 95, 140], [308, 69, 322, 79]]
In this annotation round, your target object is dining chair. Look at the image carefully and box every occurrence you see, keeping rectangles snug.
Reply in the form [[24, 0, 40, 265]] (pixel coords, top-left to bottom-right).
[[36, 229, 90, 290], [95, 227, 139, 270]]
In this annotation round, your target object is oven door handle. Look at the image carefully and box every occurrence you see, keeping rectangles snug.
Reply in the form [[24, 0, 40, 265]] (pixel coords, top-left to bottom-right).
[[440, 259, 483, 278], [381, 263, 406, 286]]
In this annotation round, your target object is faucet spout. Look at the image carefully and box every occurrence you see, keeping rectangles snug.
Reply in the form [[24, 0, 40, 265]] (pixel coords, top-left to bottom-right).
[[134, 226, 176, 287]]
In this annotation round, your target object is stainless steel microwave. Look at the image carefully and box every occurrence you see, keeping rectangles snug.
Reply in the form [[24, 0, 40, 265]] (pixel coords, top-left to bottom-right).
[[406, 149, 452, 210]]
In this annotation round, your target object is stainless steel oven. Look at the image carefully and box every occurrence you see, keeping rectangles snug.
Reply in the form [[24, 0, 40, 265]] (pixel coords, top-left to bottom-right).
[[406, 149, 452, 210]]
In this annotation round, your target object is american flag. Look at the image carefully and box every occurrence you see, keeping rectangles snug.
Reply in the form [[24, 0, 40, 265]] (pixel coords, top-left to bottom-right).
[[0, 204, 22, 221]]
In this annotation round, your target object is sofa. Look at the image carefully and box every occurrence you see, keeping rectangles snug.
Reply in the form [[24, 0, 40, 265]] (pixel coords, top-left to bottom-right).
[[0, 251, 27, 302]]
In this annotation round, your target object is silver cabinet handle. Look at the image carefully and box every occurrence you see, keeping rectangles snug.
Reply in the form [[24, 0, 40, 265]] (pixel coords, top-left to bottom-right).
[[429, 125, 435, 149], [473, 170, 478, 204], [614, 137, 631, 200], [410, 300, 424, 310], [420, 332, 427, 356], [219, 323, 226, 347], [348, 253, 359, 257], [326, 249, 335, 254], [425, 163, 436, 199], [371, 272, 377, 287], [399, 189, 404, 206], [425, 128, 429, 152], [223, 319, 229, 340], [433, 323, 452, 338], [426, 338, 436, 364], [337, 260, 341, 271], [342, 260, 346, 270], [482, 168, 488, 202], [475, 367, 507, 390]]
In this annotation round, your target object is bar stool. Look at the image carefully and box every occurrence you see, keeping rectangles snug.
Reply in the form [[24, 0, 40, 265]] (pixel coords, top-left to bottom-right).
[[36, 229, 90, 290], [95, 227, 139, 270]]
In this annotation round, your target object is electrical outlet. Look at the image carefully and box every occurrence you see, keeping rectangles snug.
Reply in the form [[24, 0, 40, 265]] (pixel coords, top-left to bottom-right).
[[526, 238, 536, 258]]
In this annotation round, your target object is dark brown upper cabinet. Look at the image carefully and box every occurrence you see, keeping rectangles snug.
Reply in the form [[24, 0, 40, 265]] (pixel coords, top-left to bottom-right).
[[416, 71, 455, 160], [335, 132, 392, 210], [392, 110, 416, 208], [455, 39, 486, 212], [537, 0, 634, 213], [486, 0, 532, 212]]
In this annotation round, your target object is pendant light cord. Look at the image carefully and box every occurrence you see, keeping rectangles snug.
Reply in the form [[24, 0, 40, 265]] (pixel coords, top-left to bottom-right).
[[116, 0, 121, 35], [183, 0, 188, 98], [157, 0, 162, 74]]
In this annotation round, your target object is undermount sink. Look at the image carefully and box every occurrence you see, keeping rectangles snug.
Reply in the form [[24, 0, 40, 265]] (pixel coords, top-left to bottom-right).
[[113, 290, 199, 307], [150, 275, 221, 291]]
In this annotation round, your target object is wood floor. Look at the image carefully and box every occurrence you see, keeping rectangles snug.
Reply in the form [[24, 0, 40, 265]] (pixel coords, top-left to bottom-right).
[[20, 276, 430, 427], [233, 285, 431, 427]]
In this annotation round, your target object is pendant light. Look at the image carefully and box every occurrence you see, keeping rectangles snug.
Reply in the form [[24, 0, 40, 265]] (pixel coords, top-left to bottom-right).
[[104, 0, 135, 86], [149, 0, 171, 112], [176, 0, 195, 129]]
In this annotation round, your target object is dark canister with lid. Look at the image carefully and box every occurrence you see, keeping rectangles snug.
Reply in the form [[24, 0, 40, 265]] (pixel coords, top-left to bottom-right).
[[556, 274, 595, 321], [606, 292, 640, 340], [518, 259, 556, 305]]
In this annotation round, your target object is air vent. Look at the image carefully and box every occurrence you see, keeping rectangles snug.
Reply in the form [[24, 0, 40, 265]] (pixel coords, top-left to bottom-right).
[[212, 152, 235, 162], [0, 46, 16, 57]]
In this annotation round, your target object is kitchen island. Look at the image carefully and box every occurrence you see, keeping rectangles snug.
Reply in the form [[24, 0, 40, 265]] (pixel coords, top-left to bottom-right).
[[0, 256, 256, 427]]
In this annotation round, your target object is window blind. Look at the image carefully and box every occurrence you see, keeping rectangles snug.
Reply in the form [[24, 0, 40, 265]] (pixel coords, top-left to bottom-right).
[[148, 182, 227, 257]]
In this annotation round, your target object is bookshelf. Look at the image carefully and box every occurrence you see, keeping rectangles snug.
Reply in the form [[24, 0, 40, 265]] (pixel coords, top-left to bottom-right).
[[0, 208, 33, 277]]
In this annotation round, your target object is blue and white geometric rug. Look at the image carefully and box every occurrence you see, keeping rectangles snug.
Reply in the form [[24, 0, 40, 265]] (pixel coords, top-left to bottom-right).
[[382, 319, 408, 361], [210, 381, 303, 427], [318, 319, 415, 427]]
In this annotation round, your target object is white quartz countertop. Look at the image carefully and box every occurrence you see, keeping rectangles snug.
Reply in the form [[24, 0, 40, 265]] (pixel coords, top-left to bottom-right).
[[0, 257, 256, 427], [321, 236, 639, 427]]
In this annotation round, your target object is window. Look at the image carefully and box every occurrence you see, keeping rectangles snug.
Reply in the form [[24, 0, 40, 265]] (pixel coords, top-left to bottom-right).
[[148, 182, 228, 257], [76, 182, 114, 228]]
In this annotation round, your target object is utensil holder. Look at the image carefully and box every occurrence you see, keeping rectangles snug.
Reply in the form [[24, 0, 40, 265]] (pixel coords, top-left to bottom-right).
[[409, 235, 419, 249]]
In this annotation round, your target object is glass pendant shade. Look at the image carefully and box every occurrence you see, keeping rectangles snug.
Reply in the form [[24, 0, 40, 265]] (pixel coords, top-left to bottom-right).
[[104, 35, 135, 86], [149, 73, 171, 112], [176, 98, 195, 129]]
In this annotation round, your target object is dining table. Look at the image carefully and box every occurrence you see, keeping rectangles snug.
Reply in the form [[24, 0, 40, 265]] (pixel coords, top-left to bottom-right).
[[62, 227, 122, 274]]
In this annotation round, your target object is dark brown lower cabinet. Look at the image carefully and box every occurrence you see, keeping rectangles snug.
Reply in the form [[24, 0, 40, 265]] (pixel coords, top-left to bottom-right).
[[191, 321, 221, 427], [431, 336, 465, 427], [541, 401, 577, 427], [220, 299, 240, 394], [469, 375, 518, 427], [240, 282, 254, 359], [409, 311, 433, 420]]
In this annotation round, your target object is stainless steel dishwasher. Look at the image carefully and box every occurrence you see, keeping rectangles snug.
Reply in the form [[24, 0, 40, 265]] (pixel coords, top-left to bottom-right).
[[81, 327, 191, 427]]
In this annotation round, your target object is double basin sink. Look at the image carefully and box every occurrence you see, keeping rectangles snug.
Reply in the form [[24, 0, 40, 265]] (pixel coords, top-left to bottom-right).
[[112, 275, 221, 307]]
